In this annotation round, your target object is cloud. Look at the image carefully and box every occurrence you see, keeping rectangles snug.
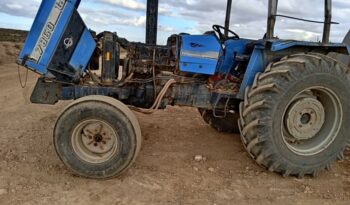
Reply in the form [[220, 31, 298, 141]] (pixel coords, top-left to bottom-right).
[[79, 7, 146, 27], [159, 0, 349, 42], [0, 0, 39, 18], [99, 0, 145, 10], [159, 25, 175, 32], [0, 0, 348, 43]]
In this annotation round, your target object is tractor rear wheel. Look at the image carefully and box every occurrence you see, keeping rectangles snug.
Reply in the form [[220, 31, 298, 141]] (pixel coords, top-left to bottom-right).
[[239, 53, 350, 177], [54, 96, 142, 179], [199, 109, 240, 133]]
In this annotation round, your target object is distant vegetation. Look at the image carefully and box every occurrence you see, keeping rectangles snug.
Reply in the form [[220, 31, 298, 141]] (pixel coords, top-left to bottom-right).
[[0, 28, 28, 42]]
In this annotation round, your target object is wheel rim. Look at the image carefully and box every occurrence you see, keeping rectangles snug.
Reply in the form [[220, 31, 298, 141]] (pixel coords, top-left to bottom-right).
[[71, 119, 119, 164], [281, 87, 342, 156]]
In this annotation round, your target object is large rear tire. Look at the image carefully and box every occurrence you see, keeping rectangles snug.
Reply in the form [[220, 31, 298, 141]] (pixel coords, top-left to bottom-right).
[[54, 96, 142, 179], [199, 109, 240, 133], [239, 53, 350, 177]]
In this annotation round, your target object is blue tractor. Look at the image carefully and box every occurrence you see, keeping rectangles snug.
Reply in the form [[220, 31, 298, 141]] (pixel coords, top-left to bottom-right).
[[18, 0, 350, 178]]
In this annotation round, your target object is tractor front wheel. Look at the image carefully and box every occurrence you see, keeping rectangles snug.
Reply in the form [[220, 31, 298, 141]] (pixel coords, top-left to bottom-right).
[[239, 53, 350, 177], [54, 96, 142, 179]]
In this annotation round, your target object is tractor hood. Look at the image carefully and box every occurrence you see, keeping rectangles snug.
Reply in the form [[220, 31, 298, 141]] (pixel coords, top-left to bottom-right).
[[18, 0, 96, 82], [179, 34, 222, 75]]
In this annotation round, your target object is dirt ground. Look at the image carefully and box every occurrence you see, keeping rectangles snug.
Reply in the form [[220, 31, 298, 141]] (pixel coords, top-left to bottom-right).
[[0, 42, 350, 205]]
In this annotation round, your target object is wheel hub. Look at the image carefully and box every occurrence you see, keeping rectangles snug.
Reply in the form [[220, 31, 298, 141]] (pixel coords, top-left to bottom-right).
[[72, 119, 119, 163], [81, 122, 116, 154], [285, 97, 325, 141], [94, 134, 103, 143]]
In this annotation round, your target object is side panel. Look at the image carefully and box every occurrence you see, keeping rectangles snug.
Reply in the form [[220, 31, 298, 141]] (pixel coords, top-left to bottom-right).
[[69, 29, 97, 71], [216, 39, 252, 74], [18, 0, 57, 73], [46, 9, 90, 79], [18, 0, 95, 81], [237, 46, 266, 99], [179, 35, 222, 75]]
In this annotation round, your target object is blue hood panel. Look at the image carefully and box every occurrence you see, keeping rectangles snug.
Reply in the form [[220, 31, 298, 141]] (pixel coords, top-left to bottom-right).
[[18, 0, 95, 80], [179, 35, 222, 75]]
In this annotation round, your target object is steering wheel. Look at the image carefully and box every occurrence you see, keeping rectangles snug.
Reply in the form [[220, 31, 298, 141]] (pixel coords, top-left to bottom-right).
[[212, 25, 240, 42]]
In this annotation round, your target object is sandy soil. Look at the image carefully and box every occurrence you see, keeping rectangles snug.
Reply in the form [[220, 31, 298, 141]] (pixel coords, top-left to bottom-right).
[[0, 42, 21, 65], [0, 42, 350, 205]]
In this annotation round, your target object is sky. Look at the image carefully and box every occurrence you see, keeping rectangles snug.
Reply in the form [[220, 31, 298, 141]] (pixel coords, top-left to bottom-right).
[[0, 0, 349, 45]]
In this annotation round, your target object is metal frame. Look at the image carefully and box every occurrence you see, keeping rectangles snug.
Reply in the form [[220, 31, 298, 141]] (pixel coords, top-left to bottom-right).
[[266, 0, 278, 39], [146, 0, 158, 45], [267, 0, 333, 43], [144, 0, 335, 45], [323, 0, 332, 43], [224, 0, 233, 37]]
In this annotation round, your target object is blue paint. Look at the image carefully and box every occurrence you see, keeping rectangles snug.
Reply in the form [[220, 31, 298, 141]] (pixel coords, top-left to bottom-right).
[[269, 40, 348, 53], [235, 39, 349, 98], [179, 34, 222, 75], [18, 0, 56, 73], [18, 0, 94, 76], [216, 39, 252, 74], [38, 2, 76, 68], [75, 0, 82, 7], [237, 45, 266, 99], [69, 28, 96, 71]]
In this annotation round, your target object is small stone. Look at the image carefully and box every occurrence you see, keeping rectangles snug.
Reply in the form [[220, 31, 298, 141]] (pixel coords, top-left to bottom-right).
[[194, 155, 203, 162], [193, 167, 199, 171], [152, 124, 160, 129], [208, 167, 215, 172], [0, 188, 8, 195], [304, 186, 312, 194]]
